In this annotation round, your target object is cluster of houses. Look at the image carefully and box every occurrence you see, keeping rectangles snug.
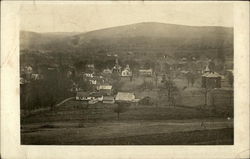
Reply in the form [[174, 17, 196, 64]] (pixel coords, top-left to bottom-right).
[[76, 86, 138, 105]]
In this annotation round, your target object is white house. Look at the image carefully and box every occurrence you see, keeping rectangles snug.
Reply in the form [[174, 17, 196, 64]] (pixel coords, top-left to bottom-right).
[[76, 92, 103, 101], [97, 85, 113, 95], [139, 69, 153, 76], [121, 64, 132, 77], [84, 73, 94, 78], [121, 69, 132, 77], [89, 79, 97, 85]]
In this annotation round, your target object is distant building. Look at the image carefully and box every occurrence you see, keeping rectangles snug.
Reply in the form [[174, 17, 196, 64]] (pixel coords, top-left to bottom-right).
[[97, 85, 113, 95], [103, 96, 115, 104], [89, 79, 97, 85], [76, 91, 104, 101], [121, 65, 132, 77], [84, 73, 94, 78], [31, 74, 42, 80], [115, 92, 135, 102], [139, 69, 153, 76], [112, 58, 122, 73]]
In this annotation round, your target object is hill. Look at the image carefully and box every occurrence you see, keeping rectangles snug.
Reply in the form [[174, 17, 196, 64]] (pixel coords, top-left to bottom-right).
[[20, 22, 233, 61]]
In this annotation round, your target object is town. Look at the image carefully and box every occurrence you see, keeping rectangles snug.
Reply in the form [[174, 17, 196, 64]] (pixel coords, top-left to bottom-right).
[[20, 18, 234, 145], [20, 54, 233, 111], [20, 50, 234, 144]]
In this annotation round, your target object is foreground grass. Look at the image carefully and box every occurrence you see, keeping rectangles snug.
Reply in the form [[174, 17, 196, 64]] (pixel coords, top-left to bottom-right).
[[21, 101, 233, 145], [22, 128, 233, 145], [22, 100, 224, 124]]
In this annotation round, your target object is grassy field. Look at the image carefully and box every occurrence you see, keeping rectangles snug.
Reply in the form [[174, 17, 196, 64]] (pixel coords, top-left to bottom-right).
[[22, 127, 233, 145], [22, 100, 223, 124], [21, 100, 233, 145]]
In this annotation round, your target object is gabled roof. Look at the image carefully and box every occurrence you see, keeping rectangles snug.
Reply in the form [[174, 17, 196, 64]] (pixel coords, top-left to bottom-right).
[[202, 72, 222, 78], [115, 92, 135, 101]]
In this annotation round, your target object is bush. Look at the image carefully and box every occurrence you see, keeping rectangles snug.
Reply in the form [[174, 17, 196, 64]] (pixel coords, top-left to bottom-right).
[[139, 96, 154, 105]]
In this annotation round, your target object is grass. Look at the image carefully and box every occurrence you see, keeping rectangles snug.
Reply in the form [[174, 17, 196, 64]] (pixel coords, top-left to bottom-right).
[[22, 100, 221, 124], [21, 128, 233, 145]]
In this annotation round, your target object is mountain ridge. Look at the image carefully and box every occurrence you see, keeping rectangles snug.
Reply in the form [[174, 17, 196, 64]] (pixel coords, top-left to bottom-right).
[[20, 22, 233, 59]]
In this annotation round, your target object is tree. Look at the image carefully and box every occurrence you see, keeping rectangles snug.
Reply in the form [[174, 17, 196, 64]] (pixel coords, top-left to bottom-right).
[[186, 72, 196, 87], [73, 60, 87, 73], [113, 102, 129, 120], [161, 74, 179, 107]]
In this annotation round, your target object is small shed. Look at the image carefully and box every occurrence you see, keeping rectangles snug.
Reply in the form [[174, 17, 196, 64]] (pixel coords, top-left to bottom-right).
[[103, 96, 115, 104]]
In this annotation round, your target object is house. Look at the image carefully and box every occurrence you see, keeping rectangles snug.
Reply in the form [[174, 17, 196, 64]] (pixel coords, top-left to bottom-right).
[[97, 85, 113, 95], [121, 64, 132, 77], [115, 92, 135, 102], [103, 96, 115, 104], [89, 79, 97, 85], [139, 69, 153, 76], [121, 69, 132, 77], [88, 92, 104, 101], [76, 91, 104, 101], [83, 72, 95, 78]]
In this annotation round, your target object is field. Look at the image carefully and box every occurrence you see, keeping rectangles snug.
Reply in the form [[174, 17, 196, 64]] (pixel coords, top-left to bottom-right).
[[21, 99, 233, 145]]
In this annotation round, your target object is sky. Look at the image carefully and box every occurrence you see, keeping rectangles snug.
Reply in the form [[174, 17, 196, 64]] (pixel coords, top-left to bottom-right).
[[20, 2, 234, 33]]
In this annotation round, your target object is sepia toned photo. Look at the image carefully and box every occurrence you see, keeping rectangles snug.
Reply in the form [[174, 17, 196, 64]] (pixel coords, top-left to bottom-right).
[[19, 2, 235, 145]]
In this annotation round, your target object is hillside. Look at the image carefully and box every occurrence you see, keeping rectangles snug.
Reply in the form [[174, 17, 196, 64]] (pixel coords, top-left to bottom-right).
[[20, 22, 233, 59]]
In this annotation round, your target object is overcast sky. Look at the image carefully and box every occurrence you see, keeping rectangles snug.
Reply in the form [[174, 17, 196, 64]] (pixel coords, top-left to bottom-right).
[[20, 2, 233, 33]]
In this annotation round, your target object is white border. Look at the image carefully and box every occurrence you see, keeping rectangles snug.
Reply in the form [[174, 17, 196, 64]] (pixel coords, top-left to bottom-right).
[[1, 1, 249, 159]]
